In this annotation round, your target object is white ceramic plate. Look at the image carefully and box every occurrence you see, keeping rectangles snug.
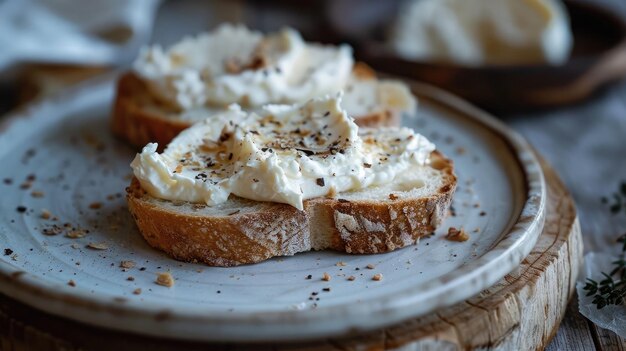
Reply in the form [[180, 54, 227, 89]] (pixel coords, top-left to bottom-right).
[[0, 77, 545, 342]]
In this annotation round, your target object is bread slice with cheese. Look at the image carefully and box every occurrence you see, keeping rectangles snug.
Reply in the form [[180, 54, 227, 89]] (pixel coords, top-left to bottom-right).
[[127, 151, 455, 266], [125, 93, 455, 267], [112, 62, 414, 149], [111, 24, 415, 149]]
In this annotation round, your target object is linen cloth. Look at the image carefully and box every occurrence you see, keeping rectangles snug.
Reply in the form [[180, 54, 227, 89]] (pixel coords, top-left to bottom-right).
[[0, 0, 161, 71]]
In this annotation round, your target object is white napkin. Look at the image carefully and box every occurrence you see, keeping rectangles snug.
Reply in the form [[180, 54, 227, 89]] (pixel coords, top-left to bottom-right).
[[577, 252, 626, 338], [0, 0, 162, 71]]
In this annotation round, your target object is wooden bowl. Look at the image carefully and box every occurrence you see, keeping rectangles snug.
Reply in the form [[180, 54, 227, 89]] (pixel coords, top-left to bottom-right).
[[356, 0, 626, 114]]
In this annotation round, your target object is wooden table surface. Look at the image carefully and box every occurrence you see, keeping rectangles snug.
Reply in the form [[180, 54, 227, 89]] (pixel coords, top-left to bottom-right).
[[548, 299, 626, 351]]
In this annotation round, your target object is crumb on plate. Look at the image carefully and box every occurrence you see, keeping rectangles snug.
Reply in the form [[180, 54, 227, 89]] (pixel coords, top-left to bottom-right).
[[446, 227, 469, 242], [86, 242, 108, 250], [156, 272, 174, 287], [40, 209, 51, 220], [66, 229, 87, 239], [120, 260, 136, 269], [322, 272, 331, 281]]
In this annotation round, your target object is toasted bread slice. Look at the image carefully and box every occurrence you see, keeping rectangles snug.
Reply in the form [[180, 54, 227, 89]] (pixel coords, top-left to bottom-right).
[[126, 151, 455, 267], [112, 63, 414, 149]]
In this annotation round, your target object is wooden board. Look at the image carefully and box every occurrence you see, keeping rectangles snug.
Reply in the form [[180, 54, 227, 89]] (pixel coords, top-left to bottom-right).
[[0, 155, 581, 350]]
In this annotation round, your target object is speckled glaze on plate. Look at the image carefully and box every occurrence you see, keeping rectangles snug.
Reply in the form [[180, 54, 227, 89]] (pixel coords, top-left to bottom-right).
[[0, 76, 545, 342]]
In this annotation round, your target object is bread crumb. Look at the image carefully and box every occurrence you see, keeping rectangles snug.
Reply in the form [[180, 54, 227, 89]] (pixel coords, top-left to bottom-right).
[[245, 55, 267, 70], [89, 202, 102, 210], [326, 186, 337, 198], [133, 288, 142, 295], [66, 229, 86, 239], [156, 272, 174, 287], [366, 264, 375, 270], [473, 227, 481, 233], [372, 273, 383, 281], [42, 225, 63, 236], [388, 193, 399, 200], [68, 280, 76, 287], [336, 261, 347, 267], [322, 272, 331, 281], [127, 276, 135, 281], [40, 209, 51, 220], [86, 242, 108, 250], [224, 58, 242, 74], [70, 243, 80, 249], [120, 260, 136, 269], [31, 191, 44, 198], [446, 227, 469, 242], [347, 276, 356, 281]]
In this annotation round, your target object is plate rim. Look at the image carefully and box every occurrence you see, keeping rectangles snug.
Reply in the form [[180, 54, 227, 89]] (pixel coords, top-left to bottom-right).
[[0, 76, 546, 342]]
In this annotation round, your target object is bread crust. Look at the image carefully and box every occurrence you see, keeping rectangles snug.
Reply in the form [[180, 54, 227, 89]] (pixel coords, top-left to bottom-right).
[[111, 73, 190, 149], [112, 66, 404, 149], [351, 61, 377, 80], [126, 152, 456, 266]]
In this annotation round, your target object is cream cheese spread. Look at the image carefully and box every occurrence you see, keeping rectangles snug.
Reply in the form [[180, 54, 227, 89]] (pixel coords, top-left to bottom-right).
[[390, 0, 573, 65], [134, 24, 353, 109], [131, 95, 434, 210]]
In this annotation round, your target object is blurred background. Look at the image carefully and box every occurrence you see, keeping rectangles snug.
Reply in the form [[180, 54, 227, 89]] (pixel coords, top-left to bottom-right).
[[2, 0, 626, 114], [1, 0, 626, 346]]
